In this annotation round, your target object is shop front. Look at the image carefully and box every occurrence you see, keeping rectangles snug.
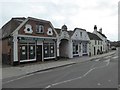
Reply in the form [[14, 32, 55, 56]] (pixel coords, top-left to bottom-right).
[[17, 36, 57, 63], [72, 40, 82, 57]]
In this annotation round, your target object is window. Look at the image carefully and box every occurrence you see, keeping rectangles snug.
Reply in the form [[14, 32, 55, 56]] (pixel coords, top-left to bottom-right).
[[36, 25, 44, 33], [82, 43, 87, 53], [80, 32, 82, 37], [44, 43, 55, 58], [73, 43, 78, 55], [95, 40, 97, 45], [19, 43, 35, 60]]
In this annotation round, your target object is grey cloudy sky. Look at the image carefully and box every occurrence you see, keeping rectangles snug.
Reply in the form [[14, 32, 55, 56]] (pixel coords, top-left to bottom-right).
[[0, 0, 119, 41]]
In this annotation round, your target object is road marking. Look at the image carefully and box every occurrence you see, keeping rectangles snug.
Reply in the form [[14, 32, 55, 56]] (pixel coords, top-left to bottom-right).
[[45, 60, 111, 89], [45, 85, 51, 88], [45, 68, 95, 88], [83, 68, 94, 77], [45, 76, 82, 88], [3, 70, 53, 84]]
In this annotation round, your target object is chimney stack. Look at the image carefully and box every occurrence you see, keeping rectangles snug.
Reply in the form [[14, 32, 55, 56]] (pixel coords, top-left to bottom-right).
[[99, 28, 102, 33], [94, 25, 97, 33]]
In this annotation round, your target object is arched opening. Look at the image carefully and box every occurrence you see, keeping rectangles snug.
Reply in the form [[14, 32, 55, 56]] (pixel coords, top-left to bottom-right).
[[59, 39, 69, 58]]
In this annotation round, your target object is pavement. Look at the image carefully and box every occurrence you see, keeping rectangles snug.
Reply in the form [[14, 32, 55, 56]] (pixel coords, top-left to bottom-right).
[[2, 50, 116, 79]]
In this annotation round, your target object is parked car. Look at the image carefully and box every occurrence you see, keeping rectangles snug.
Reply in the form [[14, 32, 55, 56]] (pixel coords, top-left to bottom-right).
[[111, 46, 116, 50]]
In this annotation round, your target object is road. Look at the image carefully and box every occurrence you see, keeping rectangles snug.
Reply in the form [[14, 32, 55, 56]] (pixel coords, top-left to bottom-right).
[[2, 51, 118, 88]]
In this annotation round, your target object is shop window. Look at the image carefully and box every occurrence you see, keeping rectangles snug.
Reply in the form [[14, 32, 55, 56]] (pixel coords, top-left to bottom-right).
[[36, 25, 44, 33], [83, 43, 87, 53], [44, 43, 55, 58], [29, 45, 35, 59], [73, 43, 78, 54], [19, 43, 35, 60]]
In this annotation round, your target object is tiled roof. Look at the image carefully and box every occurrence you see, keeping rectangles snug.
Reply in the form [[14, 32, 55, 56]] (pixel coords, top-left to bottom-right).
[[67, 30, 74, 37], [54, 28, 61, 34], [97, 31, 107, 38], [1, 17, 54, 38], [74, 28, 86, 31], [1, 17, 26, 38], [28, 17, 50, 23], [55, 28, 75, 37], [87, 32, 102, 40]]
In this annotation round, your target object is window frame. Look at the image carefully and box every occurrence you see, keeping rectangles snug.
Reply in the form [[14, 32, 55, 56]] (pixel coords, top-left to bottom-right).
[[36, 25, 44, 33]]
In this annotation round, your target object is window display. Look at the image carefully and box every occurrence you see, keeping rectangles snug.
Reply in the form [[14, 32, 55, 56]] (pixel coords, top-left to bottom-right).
[[44, 43, 55, 58]]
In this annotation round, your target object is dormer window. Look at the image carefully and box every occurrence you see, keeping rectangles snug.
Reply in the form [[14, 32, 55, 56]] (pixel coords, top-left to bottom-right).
[[36, 25, 44, 33], [80, 32, 82, 37]]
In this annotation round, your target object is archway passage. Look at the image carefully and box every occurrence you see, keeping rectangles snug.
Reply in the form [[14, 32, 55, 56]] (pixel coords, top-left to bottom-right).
[[59, 39, 69, 58]]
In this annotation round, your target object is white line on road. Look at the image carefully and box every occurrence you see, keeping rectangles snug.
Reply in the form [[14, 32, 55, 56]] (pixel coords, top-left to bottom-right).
[[45, 85, 51, 88], [45, 68, 95, 88], [3, 70, 53, 84], [45, 59, 111, 89], [83, 68, 95, 77]]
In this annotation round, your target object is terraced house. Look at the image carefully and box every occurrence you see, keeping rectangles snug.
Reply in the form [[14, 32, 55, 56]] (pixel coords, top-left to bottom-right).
[[2, 17, 57, 65], [1, 17, 110, 65], [55, 25, 89, 59], [87, 32, 103, 56], [93, 25, 109, 53]]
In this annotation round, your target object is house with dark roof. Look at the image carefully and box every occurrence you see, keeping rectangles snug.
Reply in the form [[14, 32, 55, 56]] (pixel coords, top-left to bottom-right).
[[55, 25, 90, 59], [2, 17, 58, 65], [87, 32, 103, 56], [93, 25, 109, 53]]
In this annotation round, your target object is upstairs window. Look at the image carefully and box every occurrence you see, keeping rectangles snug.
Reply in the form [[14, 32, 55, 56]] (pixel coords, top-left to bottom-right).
[[80, 32, 82, 37], [95, 40, 97, 45], [36, 25, 44, 33]]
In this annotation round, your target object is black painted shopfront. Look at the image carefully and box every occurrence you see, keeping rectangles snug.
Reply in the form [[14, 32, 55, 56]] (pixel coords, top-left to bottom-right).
[[18, 37, 56, 63]]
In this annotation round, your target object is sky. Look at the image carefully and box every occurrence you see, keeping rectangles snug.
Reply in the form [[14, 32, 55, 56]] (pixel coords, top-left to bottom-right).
[[0, 0, 119, 41]]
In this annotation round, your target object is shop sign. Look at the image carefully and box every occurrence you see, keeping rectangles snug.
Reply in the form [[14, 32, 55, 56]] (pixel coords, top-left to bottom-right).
[[18, 37, 56, 42]]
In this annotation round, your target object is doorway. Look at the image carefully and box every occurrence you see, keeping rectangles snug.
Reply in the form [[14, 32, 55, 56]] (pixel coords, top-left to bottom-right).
[[36, 45, 42, 61], [59, 39, 69, 58]]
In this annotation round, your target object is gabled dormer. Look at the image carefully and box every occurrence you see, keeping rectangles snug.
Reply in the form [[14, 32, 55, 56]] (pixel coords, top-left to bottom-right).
[[72, 28, 89, 41]]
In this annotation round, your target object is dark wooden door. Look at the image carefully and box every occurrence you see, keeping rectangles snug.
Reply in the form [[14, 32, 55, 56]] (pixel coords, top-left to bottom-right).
[[36, 45, 42, 61]]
